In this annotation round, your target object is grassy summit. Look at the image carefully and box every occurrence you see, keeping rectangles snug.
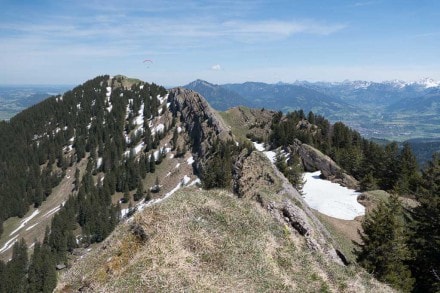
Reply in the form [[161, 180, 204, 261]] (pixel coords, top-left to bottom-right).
[[57, 187, 392, 292]]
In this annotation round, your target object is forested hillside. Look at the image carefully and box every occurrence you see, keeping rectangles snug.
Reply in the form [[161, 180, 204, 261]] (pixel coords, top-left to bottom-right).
[[0, 75, 174, 292]]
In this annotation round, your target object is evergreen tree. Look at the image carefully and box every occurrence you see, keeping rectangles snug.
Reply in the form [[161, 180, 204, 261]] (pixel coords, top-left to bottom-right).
[[171, 127, 178, 150], [28, 242, 57, 293], [0, 217, 3, 237], [0, 259, 5, 293], [133, 180, 144, 201], [149, 153, 156, 173], [3, 238, 28, 293], [359, 171, 378, 191], [354, 195, 414, 292], [408, 154, 440, 292], [396, 142, 420, 195], [145, 190, 151, 201]]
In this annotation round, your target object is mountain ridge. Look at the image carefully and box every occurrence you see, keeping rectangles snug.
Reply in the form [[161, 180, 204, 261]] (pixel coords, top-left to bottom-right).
[[0, 74, 434, 292]]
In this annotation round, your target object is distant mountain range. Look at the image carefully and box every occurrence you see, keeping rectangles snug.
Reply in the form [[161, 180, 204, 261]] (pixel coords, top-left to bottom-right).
[[183, 78, 440, 142]]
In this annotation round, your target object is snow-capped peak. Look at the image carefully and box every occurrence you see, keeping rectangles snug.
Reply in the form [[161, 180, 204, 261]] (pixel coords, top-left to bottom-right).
[[383, 79, 407, 89], [414, 78, 440, 88]]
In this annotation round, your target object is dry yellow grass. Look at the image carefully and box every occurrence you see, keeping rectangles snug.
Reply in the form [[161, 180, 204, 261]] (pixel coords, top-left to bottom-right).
[[56, 187, 394, 293]]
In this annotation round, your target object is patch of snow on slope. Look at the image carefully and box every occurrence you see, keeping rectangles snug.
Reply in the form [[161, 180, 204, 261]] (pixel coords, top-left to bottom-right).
[[188, 178, 201, 187], [106, 86, 112, 112], [302, 171, 364, 220], [155, 123, 164, 134], [253, 141, 265, 151], [134, 102, 145, 126], [187, 156, 194, 165], [253, 141, 278, 162], [9, 209, 40, 236], [96, 157, 103, 169], [153, 147, 171, 161], [44, 206, 61, 218], [25, 223, 39, 231], [0, 235, 19, 254], [133, 142, 144, 155], [177, 126, 182, 133], [264, 150, 277, 163], [182, 175, 191, 185]]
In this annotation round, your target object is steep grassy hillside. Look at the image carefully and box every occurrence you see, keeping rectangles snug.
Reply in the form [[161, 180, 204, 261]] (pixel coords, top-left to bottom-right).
[[56, 188, 392, 293]]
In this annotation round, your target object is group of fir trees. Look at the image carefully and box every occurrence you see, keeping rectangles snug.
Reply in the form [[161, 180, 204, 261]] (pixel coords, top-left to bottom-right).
[[270, 110, 420, 194], [269, 110, 439, 291], [0, 75, 166, 237], [355, 155, 440, 292], [0, 75, 171, 291], [0, 236, 56, 292], [202, 138, 235, 189], [275, 150, 305, 192]]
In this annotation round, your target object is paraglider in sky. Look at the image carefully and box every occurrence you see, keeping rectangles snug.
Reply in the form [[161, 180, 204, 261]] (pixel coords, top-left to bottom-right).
[[143, 59, 153, 63]]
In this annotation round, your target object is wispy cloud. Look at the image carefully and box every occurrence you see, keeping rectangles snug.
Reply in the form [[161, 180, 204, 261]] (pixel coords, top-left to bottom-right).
[[211, 64, 221, 71], [353, 1, 376, 7], [223, 20, 346, 38]]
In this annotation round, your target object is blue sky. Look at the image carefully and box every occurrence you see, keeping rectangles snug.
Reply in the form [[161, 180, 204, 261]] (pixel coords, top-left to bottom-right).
[[1, 0, 440, 85]]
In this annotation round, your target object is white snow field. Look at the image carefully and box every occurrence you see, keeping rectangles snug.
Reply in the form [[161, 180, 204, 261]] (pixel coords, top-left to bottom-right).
[[302, 171, 365, 220], [251, 141, 365, 220]]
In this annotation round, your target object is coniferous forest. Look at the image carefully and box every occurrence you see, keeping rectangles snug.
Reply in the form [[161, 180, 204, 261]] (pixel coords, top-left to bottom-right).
[[0, 75, 169, 292]]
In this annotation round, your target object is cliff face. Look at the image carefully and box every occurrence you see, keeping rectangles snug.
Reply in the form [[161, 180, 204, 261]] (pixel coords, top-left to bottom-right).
[[289, 139, 359, 189], [168, 87, 233, 174]]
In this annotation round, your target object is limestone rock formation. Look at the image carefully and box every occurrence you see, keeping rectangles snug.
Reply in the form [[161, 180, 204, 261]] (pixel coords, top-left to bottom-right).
[[168, 87, 233, 174], [289, 139, 359, 189]]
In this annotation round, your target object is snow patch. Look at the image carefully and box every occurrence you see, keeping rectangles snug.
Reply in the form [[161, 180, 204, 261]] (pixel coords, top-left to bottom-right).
[[182, 175, 191, 185], [44, 206, 61, 218], [9, 209, 40, 236], [96, 157, 103, 169], [253, 141, 265, 151], [263, 150, 276, 163], [302, 171, 365, 220], [0, 235, 19, 254], [187, 156, 194, 165], [188, 178, 201, 187], [155, 123, 165, 134], [25, 222, 39, 231], [133, 142, 144, 155]]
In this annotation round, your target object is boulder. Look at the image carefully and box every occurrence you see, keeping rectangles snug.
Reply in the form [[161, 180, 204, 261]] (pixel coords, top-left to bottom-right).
[[290, 139, 359, 189]]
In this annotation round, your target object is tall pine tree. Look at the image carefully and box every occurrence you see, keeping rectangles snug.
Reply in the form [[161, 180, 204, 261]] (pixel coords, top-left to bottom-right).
[[354, 195, 414, 292], [409, 154, 440, 292]]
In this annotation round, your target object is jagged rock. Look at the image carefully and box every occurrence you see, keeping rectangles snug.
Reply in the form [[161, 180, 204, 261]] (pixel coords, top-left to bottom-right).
[[236, 151, 278, 199], [282, 203, 312, 236], [168, 88, 233, 175], [289, 139, 359, 189]]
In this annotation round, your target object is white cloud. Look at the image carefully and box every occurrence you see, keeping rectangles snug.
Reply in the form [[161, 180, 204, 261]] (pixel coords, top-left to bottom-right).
[[211, 64, 221, 71], [223, 20, 346, 37]]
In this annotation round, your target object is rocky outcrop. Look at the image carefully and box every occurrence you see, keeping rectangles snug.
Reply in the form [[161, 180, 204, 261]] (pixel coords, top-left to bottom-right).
[[289, 139, 359, 189], [168, 88, 233, 173], [237, 151, 346, 265]]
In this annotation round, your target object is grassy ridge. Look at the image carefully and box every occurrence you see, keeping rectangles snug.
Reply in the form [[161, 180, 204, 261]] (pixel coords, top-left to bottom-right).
[[57, 188, 393, 292]]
